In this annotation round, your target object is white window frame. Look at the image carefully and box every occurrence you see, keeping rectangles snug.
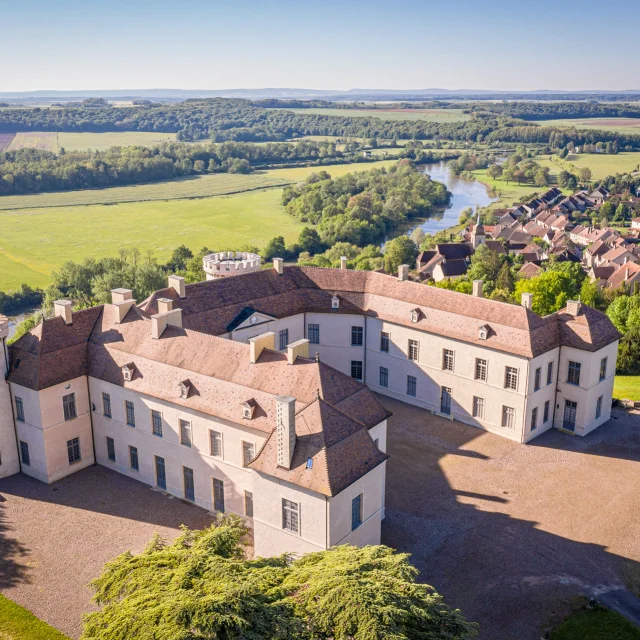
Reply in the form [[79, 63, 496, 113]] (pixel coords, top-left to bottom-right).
[[180, 419, 192, 448], [279, 328, 289, 351], [282, 498, 300, 534], [151, 409, 163, 437], [502, 405, 515, 429], [63, 393, 77, 421], [474, 358, 487, 382], [380, 331, 390, 353], [442, 349, 455, 372], [210, 429, 223, 458], [242, 440, 255, 467], [472, 396, 485, 419], [408, 339, 419, 362], [125, 400, 136, 427], [15, 396, 25, 422], [102, 392, 111, 419], [504, 367, 518, 391], [67, 437, 81, 464]]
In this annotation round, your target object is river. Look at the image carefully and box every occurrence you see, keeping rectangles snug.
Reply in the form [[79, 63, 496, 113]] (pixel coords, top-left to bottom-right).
[[6, 309, 39, 340], [410, 161, 498, 235]]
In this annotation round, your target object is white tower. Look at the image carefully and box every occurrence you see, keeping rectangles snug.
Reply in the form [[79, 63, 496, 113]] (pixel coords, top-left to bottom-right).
[[471, 210, 485, 249], [0, 316, 20, 478]]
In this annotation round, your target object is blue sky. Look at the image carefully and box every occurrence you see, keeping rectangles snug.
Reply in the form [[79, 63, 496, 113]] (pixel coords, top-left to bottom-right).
[[3, 0, 638, 92]]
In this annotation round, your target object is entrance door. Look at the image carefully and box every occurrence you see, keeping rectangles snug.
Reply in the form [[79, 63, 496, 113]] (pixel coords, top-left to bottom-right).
[[155, 456, 166, 490], [440, 387, 452, 415], [563, 400, 577, 431]]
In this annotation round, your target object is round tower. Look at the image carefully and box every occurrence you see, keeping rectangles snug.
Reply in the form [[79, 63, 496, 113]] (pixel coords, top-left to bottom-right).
[[202, 251, 262, 281], [0, 316, 20, 478]]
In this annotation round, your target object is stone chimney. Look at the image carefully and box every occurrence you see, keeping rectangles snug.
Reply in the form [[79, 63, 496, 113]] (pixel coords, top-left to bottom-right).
[[287, 338, 309, 365], [151, 308, 183, 339], [249, 332, 275, 364], [521, 292, 533, 310], [54, 300, 73, 325], [566, 300, 582, 316], [157, 298, 174, 314], [276, 395, 296, 469], [472, 280, 483, 298], [340, 256, 348, 270], [398, 264, 409, 281], [273, 257, 284, 275], [168, 275, 185, 299], [111, 289, 136, 324]]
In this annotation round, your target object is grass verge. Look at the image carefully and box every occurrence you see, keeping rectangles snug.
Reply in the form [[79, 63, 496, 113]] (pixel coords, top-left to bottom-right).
[[0, 594, 71, 640], [550, 607, 640, 640], [613, 376, 640, 401]]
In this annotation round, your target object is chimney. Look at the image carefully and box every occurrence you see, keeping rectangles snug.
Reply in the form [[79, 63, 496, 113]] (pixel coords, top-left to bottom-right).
[[276, 395, 296, 469], [521, 292, 533, 310], [157, 297, 174, 314], [168, 275, 185, 299], [151, 308, 183, 339], [287, 338, 309, 365], [566, 300, 582, 316], [110, 288, 136, 323], [273, 257, 284, 275], [249, 332, 275, 363], [472, 279, 483, 298], [398, 264, 409, 281], [340, 256, 348, 270], [625, 268, 630, 281], [54, 300, 73, 325]]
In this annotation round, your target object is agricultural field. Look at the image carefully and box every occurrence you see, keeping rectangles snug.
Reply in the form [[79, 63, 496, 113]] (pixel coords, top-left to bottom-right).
[[7, 131, 58, 151], [539, 117, 640, 133], [0, 132, 15, 151], [57, 131, 178, 151], [277, 107, 470, 122], [536, 152, 640, 180]]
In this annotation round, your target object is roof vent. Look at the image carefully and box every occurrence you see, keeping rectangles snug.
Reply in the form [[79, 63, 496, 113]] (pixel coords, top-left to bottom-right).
[[178, 380, 192, 399], [122, 363, 136, 382], [340, 256, 348, 270], [521, 292, 534, 310], [410, 308, 421, 323], [242, 398, 257, 420], [331, 295, 340, 310], [478, 324, 490, 340], [157, 298, 174, 314], [273, 257, 284, 275], [472, 280, 483, 298], [566, 300, 582, 317], [398, 264, 409, 281]]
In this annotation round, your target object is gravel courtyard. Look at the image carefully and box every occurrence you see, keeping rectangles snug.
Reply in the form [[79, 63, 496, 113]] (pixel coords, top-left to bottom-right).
[[380, 397, 640, 639], [0, 402, 639, 640]]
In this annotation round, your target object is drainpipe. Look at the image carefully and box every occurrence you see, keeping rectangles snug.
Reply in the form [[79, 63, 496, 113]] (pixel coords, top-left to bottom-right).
[[521, 357, 531, 444], [552, 346, 562, 430], [86, 376, 98, 467], [3, 336, 22, 474]]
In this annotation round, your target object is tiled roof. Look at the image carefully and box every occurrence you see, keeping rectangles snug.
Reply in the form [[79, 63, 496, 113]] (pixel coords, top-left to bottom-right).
[[518, 262, 543, 278]]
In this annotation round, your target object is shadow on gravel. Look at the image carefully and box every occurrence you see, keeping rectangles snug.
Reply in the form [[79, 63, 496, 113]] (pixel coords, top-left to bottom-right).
[[0, 496, 30, 589]]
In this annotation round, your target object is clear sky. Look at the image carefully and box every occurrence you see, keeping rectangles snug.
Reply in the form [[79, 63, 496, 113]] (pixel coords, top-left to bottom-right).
[[3, 0, 638, 92]]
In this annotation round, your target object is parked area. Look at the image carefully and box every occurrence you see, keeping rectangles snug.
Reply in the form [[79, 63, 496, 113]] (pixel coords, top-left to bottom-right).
[[381, 397, 640, 640], [0, 399, 639, 639]]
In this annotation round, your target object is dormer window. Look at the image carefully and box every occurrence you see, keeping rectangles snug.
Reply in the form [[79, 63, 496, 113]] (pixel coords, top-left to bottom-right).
[[242, 398, 257, 420], [122, 363, 136, 381], [331, 295, 340, 310], [410, 308, 421, 323], [178, 380, 192, 399], [478, 324, 490, 340]]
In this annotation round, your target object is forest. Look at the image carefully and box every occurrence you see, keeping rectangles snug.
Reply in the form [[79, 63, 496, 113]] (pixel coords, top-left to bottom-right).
[[471, 101, 640, 121]]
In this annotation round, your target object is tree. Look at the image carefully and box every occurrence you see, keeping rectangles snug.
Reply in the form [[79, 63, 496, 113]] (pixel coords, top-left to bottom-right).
[[297, 227, 324, 255], [486, 164, 502, 181], [383, 236, 418, 274], [166, 245, 194, 273], [617, 326, 640, 374], [578, 167, 592, 183], [263, 236, 287, 261], [606, 295, 640, 333], [466, 244, 504, 292], [81, 517, 477, 640], [495, 262, 514, 294], [502, 167, 515, 184]]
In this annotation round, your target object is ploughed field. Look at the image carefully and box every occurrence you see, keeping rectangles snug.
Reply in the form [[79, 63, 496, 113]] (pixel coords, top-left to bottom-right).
[[0, 132, 15, 151], [277, 107, 470, 122]]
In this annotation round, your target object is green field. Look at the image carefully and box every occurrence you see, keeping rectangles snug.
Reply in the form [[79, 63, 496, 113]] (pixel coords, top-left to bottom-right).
[[550, 607, 640, 640], [279, 107, 470, 122], [0, 594, 70, 640], [540, 117, 640, 134], [613, 376, 640, 401], [547, 152, 640, 180], [0, 160, 397, 291]]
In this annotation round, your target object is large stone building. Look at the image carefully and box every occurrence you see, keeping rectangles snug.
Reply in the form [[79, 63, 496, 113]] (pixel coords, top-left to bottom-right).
[[0, 260, 620, 556]]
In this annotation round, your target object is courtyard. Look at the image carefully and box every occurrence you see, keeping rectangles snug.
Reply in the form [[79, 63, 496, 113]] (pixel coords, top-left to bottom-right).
[[0, 400, 639, 639]]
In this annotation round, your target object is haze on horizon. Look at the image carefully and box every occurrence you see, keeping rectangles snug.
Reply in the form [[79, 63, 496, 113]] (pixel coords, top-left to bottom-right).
[[3, 0, 638, 93]]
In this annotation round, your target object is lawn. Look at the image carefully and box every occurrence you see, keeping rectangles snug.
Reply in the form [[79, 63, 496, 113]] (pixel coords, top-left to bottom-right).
[[277, 107, 470, 122], [556, 152, 640, 180], [550, 607, 640, 640], [469, 169, 558, 209], [0, 594, 70, 640], [613, 376, 640, 401], [540, 117, 640, 134]]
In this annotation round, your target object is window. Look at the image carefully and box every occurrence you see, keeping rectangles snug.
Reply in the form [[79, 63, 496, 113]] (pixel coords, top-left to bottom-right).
[[351, 493, 363, 531], [62, 393, 77, 421], [15, 396, 25, 422], [407, 375, 417, 397], [472, 396, 485, 419], [531, 407, 538, 431], [244, 490, 254, 518], [442, 349, 454, 372], [282, 498, 299, 533], [106, 437, 116, 462], [380, 331, 390, 353], [534, 367, 541, 392], [308, 323, 320, 344], [504, 367, 518, 391], [67, 437, 81, 464], [351, 326, 363, 346], [210, 430, 223, 458], [20, 441, 30, 466], [102, 392, 111, 418], [408, 339, 419, 362], [547, 362, 554, 385], [441, 387, 451, 415], [379, 366, 389, 388], [567, 361, 581, 386], [501, 406, 515, 429], [596, 395, 603, 419], [351, 360, 363, 380], [544, 400, 550, 424], [279, 328, 289, 351], [599, 358, 608, 382], [242, 441, 255, 466], [213, 478, 225, 512], [563, 400, 578, 431], [125, 400, 135, 427], [155, 456, 166, 490], [129, 446, 139, 471], [151, 410, 163, 437], [180, 420, 192, 447], [474, 358, 487, 382], [183, 467, 195, 502]]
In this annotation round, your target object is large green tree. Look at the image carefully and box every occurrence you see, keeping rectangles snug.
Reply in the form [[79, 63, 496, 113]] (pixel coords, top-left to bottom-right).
[[383, 236, 418, 274], [81, 517, 477, 640]]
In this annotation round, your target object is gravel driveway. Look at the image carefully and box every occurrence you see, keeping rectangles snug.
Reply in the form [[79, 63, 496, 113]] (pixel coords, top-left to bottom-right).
[[380, 397, 640, 639]]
